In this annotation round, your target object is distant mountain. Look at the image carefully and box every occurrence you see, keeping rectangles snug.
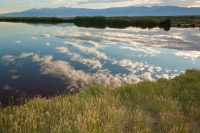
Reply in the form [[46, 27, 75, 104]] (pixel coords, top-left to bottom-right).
[[1, 6, 200, 17]]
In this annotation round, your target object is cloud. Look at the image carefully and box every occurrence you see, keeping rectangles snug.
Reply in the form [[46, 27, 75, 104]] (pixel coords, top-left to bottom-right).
[[31, 36, 37, 40], [52, 0, 200, 9], [40, 34, 51, 38], [56, 46, 69, 53], [32, 54, 42, 62], [14, 40, 22, 44], [2, 55, 16, 62], [120, 46, 161, 56], [34, 54, 178, 92], [175, 51, 200, 59], [77, 58, 102, 69], [46, 42, 50, 46], [11, 75, 21, 80], [75, 40, 100, 48], [2, 84, 13, 90], [18, 52, 34, 58], [2, 52, 34, 62], [111, 59, 177, 82], [63, 41, 108, 59], [33, 54, 141, 91], [56, 46, 102, 69], [155, 66, 162, 72], [141, 72, 154, 81], [1, 0, 199, 14], [155, 73, 178, 79], [113, 59, 144, 74], [55, 26, 200, 51]]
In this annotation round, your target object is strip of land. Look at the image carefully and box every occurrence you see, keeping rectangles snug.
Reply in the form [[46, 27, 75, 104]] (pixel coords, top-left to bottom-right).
[[0, 16, 199, 29]]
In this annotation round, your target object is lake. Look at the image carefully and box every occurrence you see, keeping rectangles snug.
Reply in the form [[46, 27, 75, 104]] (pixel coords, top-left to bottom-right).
[[0, 22, 200, 106]]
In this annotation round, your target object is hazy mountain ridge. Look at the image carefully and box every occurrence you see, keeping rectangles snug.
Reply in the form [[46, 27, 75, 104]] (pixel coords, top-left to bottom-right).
[[1, 6, 200, 17]]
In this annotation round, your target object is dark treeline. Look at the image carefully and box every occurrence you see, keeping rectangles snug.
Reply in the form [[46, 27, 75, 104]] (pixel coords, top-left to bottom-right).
[[0, 16, 171, 30], [73, 16, 107, 29], [158, 18, 171, 31], [74, 16, 171, 31], [0, 17, 73, 24]]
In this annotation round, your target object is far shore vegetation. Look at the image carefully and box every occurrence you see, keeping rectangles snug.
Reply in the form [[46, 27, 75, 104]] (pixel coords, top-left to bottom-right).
[[0, 69, 200, 132], [0, 17, 74, 24], [0, 16, 200, 30]]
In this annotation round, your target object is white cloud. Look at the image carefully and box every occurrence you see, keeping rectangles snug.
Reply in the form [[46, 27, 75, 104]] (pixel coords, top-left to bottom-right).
[[46, 42, 50, 46], [52, 0, 199, 9], [77, 57, 102, 69], [11, 75, 21, 80], [55, 26, 200, 51], [18, 52, 34, 58], [112, 59, 176, 81], [165, 69, 171, 73], [31, 36, 37, 40], [32, 54, 42, 62], [2, 55, 16, 62], [155, 73, 178, 79], [2, 84, 13, 90], [175, 51, 200, 59], [113, 59, 152, 74], [56, 46, 102, 69], [56, 46, 69, 53], [0, 0, 199, 14], [141, 72, 154, 81], [40, 34, 51, 38], [33, 54, 141, 91], [2, 52, 34, 62], [155, 66, 162, 72], [75, 40, 100, 48], [14, 40, 22, 44], [63, 41, 108, 59], [120, 46, 161, 56], [113, 59, 142, 73]]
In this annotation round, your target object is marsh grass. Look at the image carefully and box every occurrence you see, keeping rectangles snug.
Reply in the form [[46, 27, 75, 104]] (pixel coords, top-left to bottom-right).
[[0, 69, 200, 132]]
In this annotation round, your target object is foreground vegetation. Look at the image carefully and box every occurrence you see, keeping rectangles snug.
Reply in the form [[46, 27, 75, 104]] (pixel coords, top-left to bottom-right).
[[0, 69, 200, 132]]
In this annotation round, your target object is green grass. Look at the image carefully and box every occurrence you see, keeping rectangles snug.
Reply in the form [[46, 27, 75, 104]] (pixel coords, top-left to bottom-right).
[[0, 69, 200, 132]]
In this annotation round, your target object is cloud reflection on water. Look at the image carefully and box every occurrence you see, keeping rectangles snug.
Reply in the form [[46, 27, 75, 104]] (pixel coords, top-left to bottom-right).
[[63, 41, 108, 59], [56, 46, 102, 69], [2, 52, 35, 62], [175, 51, 200, 59], [13, 40, 22, 44], [54, 26, 200, 51], [1, 23, 200, 98], [40, 34, 51, 38], [33, 54, 141, 91]]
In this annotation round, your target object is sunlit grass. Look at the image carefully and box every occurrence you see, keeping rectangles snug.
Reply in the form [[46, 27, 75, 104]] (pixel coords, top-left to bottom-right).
[[0, 69, 200, 132]]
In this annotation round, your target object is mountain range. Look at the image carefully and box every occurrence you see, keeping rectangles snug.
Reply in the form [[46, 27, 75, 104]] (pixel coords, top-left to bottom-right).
[[1, 6, 200, 17]]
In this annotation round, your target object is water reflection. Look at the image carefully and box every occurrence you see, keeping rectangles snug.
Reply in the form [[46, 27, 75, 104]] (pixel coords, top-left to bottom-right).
[[0, 22, 200, 106]]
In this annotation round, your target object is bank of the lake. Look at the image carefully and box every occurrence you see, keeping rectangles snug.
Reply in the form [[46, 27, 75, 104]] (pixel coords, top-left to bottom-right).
[[1, 69, 200, 133], [0, 16, 200, 28]]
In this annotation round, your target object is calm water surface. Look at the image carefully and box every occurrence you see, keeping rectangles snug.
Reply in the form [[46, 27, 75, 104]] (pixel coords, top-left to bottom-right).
[[0, 22, 200, 105]]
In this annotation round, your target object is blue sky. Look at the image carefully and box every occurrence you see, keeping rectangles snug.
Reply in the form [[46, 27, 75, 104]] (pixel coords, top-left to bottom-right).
[[0, 0, 200, 14]]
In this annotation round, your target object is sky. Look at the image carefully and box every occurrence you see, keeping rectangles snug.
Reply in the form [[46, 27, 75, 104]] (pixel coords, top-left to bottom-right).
[[0, 0, 200, 14]]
